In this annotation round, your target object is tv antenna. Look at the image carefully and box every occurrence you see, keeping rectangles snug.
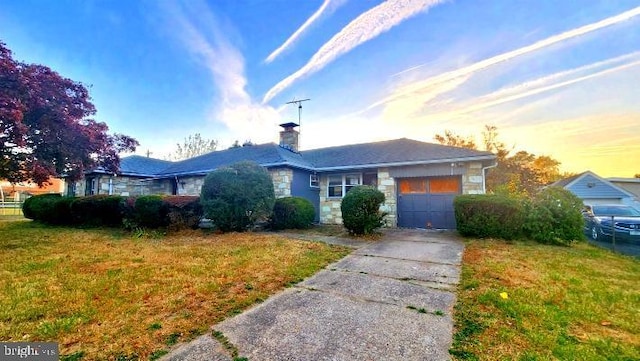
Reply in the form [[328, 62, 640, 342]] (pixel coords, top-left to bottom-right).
[[286, 98, 310, 126]]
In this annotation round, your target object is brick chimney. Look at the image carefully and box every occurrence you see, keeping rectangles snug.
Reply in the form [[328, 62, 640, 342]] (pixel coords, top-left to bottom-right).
[[279, 122, 299, 152]]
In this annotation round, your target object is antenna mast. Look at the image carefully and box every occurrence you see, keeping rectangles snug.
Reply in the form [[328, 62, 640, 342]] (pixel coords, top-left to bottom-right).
[[285, 98, 310, 126]]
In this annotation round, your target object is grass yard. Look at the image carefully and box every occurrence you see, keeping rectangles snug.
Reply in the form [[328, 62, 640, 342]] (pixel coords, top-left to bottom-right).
[[0, 221, 351, 360], [451, 239, 640, 360]]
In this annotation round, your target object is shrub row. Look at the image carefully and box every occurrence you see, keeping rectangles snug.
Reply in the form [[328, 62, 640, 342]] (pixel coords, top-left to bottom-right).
[[23, 194, 202, 230], [454, 187, 584, 245]]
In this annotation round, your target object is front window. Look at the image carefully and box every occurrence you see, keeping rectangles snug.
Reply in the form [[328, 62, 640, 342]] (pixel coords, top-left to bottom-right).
[[327, 174, 361, 198]]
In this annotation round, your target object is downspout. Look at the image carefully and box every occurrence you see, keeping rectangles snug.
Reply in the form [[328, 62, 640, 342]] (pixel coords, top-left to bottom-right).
[[482, 161, 498, 194]]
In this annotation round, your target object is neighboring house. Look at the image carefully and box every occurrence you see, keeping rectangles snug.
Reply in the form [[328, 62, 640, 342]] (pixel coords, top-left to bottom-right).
[[66, 123, 497, 229], [607, 177, 640, 210], [0, 178, 65, 201], [552, 171, 639, 209]]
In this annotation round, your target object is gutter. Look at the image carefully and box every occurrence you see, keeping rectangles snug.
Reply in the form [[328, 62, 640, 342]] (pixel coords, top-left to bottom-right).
[[482, 161, 498, 193], [311, 155, 497, 172]]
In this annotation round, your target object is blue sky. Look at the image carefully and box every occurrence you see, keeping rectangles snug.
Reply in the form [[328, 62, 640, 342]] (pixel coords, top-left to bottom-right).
[[1, 0, 639, 177]]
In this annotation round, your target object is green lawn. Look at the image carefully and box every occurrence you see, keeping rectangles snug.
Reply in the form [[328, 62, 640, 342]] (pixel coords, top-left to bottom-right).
[[451, 239, 640, 360], [0, 221, 350, 360]]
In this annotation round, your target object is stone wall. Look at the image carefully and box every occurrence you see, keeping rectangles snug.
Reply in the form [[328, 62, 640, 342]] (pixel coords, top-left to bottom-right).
[[462, 162, 484, 194], [318, 168, 397, 226], [73, 175, 172, 197], [377, 167, 397, 227], [318, 176, 342, 224], [176, 176, 204, 196], [270, 168, 293, 198]]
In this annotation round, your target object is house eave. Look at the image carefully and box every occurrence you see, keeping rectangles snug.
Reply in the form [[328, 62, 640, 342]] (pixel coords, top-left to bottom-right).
[[157, 162, 315, 178], [312, 155, 497, 172]]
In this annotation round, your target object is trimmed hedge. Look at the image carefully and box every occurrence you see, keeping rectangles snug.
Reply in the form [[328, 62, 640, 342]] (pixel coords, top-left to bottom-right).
[[164, 196, 202, 231], [70, 195, 124, 226], [132, 195, 166, 229], [23, 193, 203, 231], [23, 194, 74, 225], [270, 197, 315, 230], [341, 186, 387, 235], [454, 194, 524, 240]]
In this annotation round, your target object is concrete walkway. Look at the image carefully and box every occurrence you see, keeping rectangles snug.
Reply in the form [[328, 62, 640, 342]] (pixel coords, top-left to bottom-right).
[[162, 229, 464, 361]]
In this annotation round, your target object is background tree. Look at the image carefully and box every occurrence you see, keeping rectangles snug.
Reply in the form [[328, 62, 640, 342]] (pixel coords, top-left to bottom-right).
[[434, 125, 563, 197], [0, 41, 137, 185], [635, 174, 640, 178], [171, 133, 217, 160], [433, 130, 477, 149]]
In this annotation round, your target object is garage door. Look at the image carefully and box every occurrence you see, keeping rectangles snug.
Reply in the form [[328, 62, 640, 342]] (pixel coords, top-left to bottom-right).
[[397, 176, 461, 229]]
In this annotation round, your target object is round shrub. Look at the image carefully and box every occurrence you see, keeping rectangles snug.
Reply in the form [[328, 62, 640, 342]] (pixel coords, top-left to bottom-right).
[[454, 194, 524, 240], [271, 197, 315, 230], [200, 161, 275, 232], [523, 187, 584, 245], [341, 186, 387, 235]]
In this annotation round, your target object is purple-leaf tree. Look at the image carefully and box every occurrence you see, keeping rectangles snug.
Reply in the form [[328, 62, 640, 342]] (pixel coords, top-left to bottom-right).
[[0, 41, 138, 186]]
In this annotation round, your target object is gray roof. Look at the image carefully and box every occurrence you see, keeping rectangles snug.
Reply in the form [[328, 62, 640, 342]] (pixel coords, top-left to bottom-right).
[[302, 138, 495, 170], [551, 172, 584, 188], [157, 143, 313, 177], [116, 138, 496, 178]]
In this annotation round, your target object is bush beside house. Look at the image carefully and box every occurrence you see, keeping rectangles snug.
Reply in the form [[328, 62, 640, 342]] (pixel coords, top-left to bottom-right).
[[523, 187, 584, 245], [454, 194, 524, 240], [270, 197, 315, 230], [200, 161, 275, 232], [341, 186, 387, 235], [454, 187, 584, 244]]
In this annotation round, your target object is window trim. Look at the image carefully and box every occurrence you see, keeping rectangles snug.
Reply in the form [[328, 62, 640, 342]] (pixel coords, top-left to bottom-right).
[[327, 173, 362, 198]]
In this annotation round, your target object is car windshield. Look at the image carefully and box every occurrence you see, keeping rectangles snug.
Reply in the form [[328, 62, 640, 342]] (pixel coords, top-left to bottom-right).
[[592, 206, 640, 217]]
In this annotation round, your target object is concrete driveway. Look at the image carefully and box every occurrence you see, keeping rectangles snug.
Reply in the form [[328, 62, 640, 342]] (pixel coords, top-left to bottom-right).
[[162, 229, 464, 361]]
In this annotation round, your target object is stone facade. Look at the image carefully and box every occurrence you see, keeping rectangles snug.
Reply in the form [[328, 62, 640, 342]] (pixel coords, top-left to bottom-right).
[[318, 168, 398, 226], [317, 162, 485, 226], [73, 175, 171, 197], [270, 168, 293, 198], [176, 176, 204, 196], [462, 162, 484, 194], [71, 160, 488, 227], [318, 178, 343, 224], [377, 167, 397, 227]]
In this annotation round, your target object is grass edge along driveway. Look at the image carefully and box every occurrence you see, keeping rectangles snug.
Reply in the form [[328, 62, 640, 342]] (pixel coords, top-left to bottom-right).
[[451, 238, 640, 360], [0, 221, 351, 360]]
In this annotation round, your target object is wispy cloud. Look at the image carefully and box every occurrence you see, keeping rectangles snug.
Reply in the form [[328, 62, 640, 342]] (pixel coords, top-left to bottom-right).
[[439, 52, 640, 117], [158, 0, 280, 143], [265, 0, 347, 64], [368, 6, 640, 111], [262, 0, 446, 104]]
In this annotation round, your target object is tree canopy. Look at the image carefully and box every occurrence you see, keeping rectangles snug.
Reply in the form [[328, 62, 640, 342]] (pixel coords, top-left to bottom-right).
[[434, 125, 563, 197], [171, 133, 218, 160], [0, 41, 137, 186]]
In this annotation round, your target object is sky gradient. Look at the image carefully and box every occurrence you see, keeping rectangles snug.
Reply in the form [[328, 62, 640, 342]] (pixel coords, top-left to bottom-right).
[[1, 0, 639, 177]]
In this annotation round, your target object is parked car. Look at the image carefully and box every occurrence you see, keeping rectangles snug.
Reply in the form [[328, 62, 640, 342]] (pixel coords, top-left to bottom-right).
[[582, 204, 640, 243]]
